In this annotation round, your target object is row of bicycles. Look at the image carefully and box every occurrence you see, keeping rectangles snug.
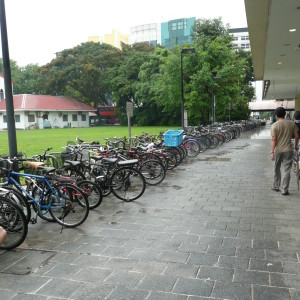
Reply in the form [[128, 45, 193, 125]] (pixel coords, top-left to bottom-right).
[[0, 121, 262, 250]]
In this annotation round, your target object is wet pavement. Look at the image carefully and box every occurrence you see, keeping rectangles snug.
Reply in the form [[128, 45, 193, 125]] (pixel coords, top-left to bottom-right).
[[1, 123, 300, 299]]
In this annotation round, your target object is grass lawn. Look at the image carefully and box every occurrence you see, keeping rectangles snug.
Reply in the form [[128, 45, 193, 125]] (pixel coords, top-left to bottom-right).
[[0, 126, 177, 157]]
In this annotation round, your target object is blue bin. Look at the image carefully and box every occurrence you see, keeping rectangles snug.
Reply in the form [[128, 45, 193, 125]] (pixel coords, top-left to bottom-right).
[[163, 130, 184, 147]]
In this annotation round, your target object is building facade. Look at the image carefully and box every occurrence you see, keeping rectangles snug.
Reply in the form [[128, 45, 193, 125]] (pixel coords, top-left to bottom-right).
[[0, 94, 96, 130], [88, 30, 128, 50], [229, 27, 251, 51], [129, 23, 161, 46], [161, 17, 196, 48]]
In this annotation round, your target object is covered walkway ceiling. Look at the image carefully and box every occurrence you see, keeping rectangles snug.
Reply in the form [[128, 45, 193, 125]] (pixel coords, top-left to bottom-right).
[[244, 0, 300, 100], [249, 100, 295, 112]]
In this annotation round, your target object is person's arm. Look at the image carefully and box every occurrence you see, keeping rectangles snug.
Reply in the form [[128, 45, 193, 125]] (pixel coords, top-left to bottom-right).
[[295, 130, 299, 151], [271, 136, 276, 161]]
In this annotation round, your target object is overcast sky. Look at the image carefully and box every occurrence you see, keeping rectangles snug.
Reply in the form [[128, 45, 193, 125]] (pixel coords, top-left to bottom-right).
[[0, 0, 247, 67]]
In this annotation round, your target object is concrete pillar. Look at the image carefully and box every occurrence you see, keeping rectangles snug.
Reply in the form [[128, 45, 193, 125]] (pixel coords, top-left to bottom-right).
[[295, 95, 300, 111]]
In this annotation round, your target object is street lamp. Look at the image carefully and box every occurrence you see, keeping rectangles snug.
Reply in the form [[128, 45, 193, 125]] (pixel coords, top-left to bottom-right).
[[211, 76, 222, 125], [181, 47, 196, 128]]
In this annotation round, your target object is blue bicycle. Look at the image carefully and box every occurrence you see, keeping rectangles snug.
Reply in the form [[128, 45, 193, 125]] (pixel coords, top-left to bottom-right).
[[0, 158, 89, 228]]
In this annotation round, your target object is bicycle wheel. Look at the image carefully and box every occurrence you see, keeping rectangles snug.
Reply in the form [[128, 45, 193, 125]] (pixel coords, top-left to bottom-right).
[[0, 196, 28, 250], [77, 180, 103, 209], [139, 159, 166, 186], [49, 183, 89, 228], [183, 139, 200, 158], [1, 186, 31, 224], [165, 150, 177, 170], [110, 167, 146, 202]]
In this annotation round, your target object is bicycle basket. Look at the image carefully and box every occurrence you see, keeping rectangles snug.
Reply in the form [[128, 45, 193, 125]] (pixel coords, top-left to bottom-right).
[[60, 151, 77, 163]]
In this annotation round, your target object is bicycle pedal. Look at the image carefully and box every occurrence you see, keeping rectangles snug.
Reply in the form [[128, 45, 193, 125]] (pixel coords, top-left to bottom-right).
[[30, 218, 37, 224]]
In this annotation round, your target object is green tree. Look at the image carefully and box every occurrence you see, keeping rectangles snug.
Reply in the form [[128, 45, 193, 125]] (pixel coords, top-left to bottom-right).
[[39, 42, 121, 107], [0, 59, 42, 95], [105, 43, 155, 125]]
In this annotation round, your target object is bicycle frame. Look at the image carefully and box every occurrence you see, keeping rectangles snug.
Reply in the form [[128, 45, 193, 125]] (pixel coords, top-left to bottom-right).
[[7, 171, 65, 214]]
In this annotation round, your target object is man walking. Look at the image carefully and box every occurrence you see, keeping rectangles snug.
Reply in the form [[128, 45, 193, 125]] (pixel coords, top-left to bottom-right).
[[271, 107, 299, 195]]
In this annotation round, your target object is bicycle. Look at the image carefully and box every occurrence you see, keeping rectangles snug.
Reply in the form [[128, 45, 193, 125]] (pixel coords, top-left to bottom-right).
[[0, 158, 89, 228]]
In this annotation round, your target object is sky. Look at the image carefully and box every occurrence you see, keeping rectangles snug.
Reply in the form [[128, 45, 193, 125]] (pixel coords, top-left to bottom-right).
[[0, 0, 248, 67]]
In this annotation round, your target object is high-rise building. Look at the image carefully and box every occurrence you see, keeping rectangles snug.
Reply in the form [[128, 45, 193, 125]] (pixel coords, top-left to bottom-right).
[[88, 30, 128, 50], [229, 27, 251, 51], [161, 17, 196, 48], [129, 23, 161, 46]]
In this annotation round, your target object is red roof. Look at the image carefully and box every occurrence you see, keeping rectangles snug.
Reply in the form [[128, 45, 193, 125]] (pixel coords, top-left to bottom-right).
[[0, 94, 96, 112]]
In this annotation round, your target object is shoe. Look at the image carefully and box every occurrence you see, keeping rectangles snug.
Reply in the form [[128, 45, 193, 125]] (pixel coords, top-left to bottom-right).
[[282, 191, 289, 196], [271, 187, 280, 192]]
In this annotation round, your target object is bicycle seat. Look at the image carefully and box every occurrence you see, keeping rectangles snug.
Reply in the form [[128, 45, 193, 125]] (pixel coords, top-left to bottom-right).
[[36, 166, 56, 174], [102, 158, 118, 164], [63, 160, 81, 167], [117, 159, 138, 166]]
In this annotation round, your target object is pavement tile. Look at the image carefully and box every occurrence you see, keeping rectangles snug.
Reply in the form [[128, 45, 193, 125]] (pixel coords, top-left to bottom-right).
[[187, 253, 219, 266], [253, 239, 279, 249], [206, 245, 236, 256], [270, 273, 300, 289], [283, 261, 300, 275], [265, 249, 298, 262], [211, 281, 252, 300], [71, 283, 115, 300], [173, 278, 213, 297], [104, 270, 145, 288], [250, 258, 283, 273], [233, 269, 269, 285], [252, 285, 291, 300], [73, 266, 113, 283], [36, 278, 83, 298], [147, 291, 188, 300], [222, 237, 252, 248], [158, 251, 190, 263], [178, 243, 207, 254], [218, 255, 249, 269], [197, 265, 233, 282], [138, 274, 177, 292], [198, 236, 223, 247], [164, 262, 200, 278], [235, 247, 265, 259]]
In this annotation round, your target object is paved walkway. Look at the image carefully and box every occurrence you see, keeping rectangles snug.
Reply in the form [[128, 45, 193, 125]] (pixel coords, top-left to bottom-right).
[[1, 124, 300, 300]]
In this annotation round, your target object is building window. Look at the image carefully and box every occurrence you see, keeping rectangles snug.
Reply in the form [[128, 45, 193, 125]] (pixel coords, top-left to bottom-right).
[[241, 43, 250, 49], [171, 23, 177, 30], [15, 115, 20, 123], [28, 114, 35, 122], [63, 114, 68, 122], [178, 21, 184, 30], [241, 36, 249, 40], [232, 36, 238, 41], [81, 114, 86, 122], [72, 114, 77, 122], [3, 115, 7, 123]]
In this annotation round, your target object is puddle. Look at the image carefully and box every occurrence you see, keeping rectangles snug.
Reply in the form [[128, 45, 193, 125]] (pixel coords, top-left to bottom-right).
[[172, 185, 184, 190], [198, 157, 231, 162]]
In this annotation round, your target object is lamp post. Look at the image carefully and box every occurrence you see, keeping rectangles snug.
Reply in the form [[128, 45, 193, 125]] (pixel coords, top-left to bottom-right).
[[211, 76, 222, 125], [181, 47, 195, 128]]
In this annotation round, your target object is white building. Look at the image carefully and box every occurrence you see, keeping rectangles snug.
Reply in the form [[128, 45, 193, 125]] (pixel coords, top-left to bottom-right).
[[229, 27, 251, 51], [0, 94, 96, 130], [129, 23, 161, 46]]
